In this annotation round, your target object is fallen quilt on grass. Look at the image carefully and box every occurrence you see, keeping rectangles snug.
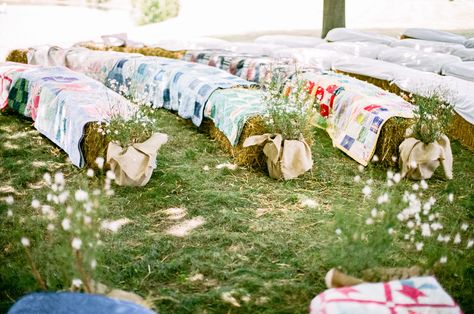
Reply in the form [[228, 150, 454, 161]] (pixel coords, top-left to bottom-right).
[[0, 62, 34, 110], [309, 276, 462, 314], [4, 63, 133, 167], [203, 88, 266, 146], [105, 55, 255, 126], [303, 71, 414, 165]]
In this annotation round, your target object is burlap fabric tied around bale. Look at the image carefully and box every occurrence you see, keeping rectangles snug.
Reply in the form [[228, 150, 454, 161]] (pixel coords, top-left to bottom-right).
[[107, 132, 168, 186], [399, 134, 453, 180], [243, 133, 313, 180]]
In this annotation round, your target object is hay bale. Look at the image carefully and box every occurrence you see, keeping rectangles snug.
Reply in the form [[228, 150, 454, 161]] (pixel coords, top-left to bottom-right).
[[201, 117, 268, 169], [81, 122, 109, 169], [6, 49, 28, 64], [374, 117, 414, 167], [81, 44, 186, 60], [449, 113, 474, 151]]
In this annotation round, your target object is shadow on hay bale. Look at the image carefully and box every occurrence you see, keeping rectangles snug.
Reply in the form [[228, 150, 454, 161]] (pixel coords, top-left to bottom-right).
[[200, 117, 268, 170], [6, 49, 28, 64], [80, 44, 186, 60], [81, 122, 109, 169], [449, 113, 474, 151]]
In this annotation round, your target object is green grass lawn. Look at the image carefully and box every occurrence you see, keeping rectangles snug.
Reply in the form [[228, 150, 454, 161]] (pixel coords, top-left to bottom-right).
[[1, 109, 473, 313]]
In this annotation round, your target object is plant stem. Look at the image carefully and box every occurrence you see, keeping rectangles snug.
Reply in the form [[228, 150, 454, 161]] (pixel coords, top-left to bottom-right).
[[75, 250, 92, 293], [24, 247, 47, 290]]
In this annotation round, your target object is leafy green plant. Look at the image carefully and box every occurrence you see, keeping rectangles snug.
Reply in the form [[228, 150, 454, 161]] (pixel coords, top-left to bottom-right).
[[411, 94, 454, 144], [262, 75, 316, 142], [132, 0, 180, 25]]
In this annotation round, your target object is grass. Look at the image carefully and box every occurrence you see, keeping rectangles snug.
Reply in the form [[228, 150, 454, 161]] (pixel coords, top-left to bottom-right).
[[0, 109, 473, 313]]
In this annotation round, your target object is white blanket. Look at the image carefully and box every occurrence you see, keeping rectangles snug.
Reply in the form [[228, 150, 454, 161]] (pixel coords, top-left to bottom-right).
[[452, 48, 474, 61], [317, 42, 389, 59], [377, 47, 462, 73], [441, 61, 474, 82], [402, 28, 466, 45], [325, 28, 396, 46], [254, 35, 324, 48], [390, 39, 465, 54], [271, 48, 351, 71]]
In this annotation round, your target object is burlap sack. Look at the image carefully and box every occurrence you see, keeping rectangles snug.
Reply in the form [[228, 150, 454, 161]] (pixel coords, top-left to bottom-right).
[[399, 134, 453, 180], [243, 133, 313, 180], [106, 132, 168, 186]]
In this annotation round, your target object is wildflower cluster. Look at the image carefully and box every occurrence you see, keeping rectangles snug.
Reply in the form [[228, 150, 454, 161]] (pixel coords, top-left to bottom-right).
[[3, 158, 128, 292], [411, 94, 454, 144], [97, 105, 160, 148], [262, 74, 317, 141], [331, 166, 473, 274]]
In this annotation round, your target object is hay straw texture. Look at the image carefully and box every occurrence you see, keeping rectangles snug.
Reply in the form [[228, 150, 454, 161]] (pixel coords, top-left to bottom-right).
[[450, 113, 474, 151], [5, 49, 28, 63], [81, 44, 186, 60], [201, 117, 268, 169], [81, 122, 109, 169]]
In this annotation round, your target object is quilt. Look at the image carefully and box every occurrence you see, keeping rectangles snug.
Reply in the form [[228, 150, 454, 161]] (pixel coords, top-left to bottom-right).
[[303, 71, 414, 165], [309, 276, 462, 314], [204, 88, 266, 146]]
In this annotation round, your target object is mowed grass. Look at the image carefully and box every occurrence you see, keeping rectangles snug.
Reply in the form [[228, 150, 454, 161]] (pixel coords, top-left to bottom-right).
[[0, 109, 473, 313]]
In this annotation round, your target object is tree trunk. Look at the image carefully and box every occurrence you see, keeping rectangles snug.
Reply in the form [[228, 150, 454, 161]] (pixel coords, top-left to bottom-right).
[[322, 0, 345, 39]]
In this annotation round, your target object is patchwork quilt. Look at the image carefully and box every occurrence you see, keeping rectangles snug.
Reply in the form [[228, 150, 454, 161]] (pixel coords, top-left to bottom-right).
[[4, 64, 133, 167], [303, 71, 414, 165], [310, 276, 462, 314], [0, 62, 34, 110], [106, 56, 255, 126], [204, 88, 266, 146]]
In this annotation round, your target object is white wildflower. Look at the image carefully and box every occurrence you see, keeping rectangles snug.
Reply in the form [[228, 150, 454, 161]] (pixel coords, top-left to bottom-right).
[[202, 165, 210, 171], [407, 221, 415, 229], [371, 208, 378, 218], [362, 186, 372, 197], [43, 173, 52, 185], [428, 214, 435, 222], [66, 206, 73, 215], [58, 191, 69, 204], [21, 237, 30, 247], [461, 223, 468, 231], [420, 180, 428, 190], [215, 163, 238, 170], [83, 216, 92, 225], [47, 223, 55, 231], [429, 196, 436, 206], [388, 228, 394, 235], [71, 237, 82, 250], [358, 165, 364, 172], [54, 172, 64, 185], [353, 175, 361, 183], [416, 242, 424, 251], [335, 228, 342, 235], [72, 278, 82, 288], [397, 213, 406, 221], [106, 170, 116, 180], [437, 234, 445, 242], [372, 155, 379, 162], [61, 218, 71, 231], [421, 223, 431, 237], [444, 235, 451, 243], [467, 239, 473, 249], [404, 234, 410, 240], [412, 183, 419, 191], [393, 173, 401, 184], [386, 171, 394, 180], [92, 189, 101, 196], [75, 190, 88, 202], [5, 196, 14, 205], [423, 202, 431, 212], [95, 157, 105, 169], [448, 193, 454, 203], [409, 161, 417, 169], [377, 193, 389, 205], [31, 199, 40, 209], [366, 179, 373, 185], [439, 256, 447, 264], [7, 209, 13, 217], [391, 156, 398, 162], [387, 180, 394, 187], [91, 259, 97, 269], [51, 184, 58, 192], [366, 218, 374, 225], [86, 169, 94, 177], [453, 233, 461, 244], [241, 295, 251, 303]]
